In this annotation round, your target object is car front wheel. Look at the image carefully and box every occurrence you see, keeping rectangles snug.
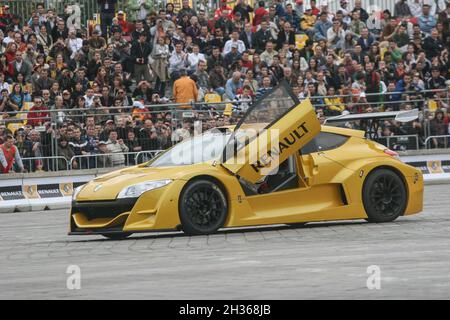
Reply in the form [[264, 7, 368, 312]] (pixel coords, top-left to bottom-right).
[[179, 179, 228, 235], [363, 169, 407, 223]]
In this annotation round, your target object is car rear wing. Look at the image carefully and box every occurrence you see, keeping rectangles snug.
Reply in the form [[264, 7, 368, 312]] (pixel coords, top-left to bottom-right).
[[324, 109, 419, 125]]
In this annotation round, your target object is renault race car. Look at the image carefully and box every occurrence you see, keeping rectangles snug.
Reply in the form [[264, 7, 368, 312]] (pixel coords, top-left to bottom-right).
[[69, 82, 423, 239]]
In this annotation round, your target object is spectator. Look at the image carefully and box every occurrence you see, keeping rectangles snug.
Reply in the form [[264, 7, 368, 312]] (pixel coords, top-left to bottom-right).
[[225, 71, 243, 100], [57, 135, 77, 170], [314, 12, 333, 41], [106, 130, 129, 166], [96, 140, 112, 168], [260, 41, 278, 66], [131, 33, 152, 83], [419, 4, 437, 34], [394, 0, 412, 18], [97, 0, 117, 39], [233, 0, 254, 23], [255, 76, 273, 100], [254, 20, 273, 54], [173, 69, 198, 107], [0, 135, 24, 173], [151, 36, 170, 97], [224, 30, 246, 56]]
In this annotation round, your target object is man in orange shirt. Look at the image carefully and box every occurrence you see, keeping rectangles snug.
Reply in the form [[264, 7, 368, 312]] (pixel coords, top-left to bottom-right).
[[173, 69, 198, 109]]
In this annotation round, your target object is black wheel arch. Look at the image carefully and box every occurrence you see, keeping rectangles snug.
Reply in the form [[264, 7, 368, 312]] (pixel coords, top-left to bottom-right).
[[177, 175, 230, 234], [362, 165, 409, 216], [179, 175, 230, 207]]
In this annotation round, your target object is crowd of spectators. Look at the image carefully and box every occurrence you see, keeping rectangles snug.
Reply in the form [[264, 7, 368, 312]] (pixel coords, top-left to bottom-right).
[[0, 0, 448, 173]]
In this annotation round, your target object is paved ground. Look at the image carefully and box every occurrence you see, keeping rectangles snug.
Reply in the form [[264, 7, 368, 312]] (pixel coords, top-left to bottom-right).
[[0, 184, 449, 300]]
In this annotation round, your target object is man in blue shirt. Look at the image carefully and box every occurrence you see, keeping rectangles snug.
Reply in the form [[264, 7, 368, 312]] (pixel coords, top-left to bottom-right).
[[314, 12, 333, 41], [256, 76, 273, 100], [418, 4, 437, 35], [225, 71, 243, 100]]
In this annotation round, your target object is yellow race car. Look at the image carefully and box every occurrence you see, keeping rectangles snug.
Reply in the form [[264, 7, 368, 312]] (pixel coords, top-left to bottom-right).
[[69, 83, 423, 239]]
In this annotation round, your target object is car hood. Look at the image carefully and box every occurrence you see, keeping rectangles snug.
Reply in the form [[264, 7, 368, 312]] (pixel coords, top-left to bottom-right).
[[76, 165, 201, 201]]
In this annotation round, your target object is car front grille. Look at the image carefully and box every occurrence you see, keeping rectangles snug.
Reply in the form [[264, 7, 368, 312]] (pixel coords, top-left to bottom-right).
[[71, 198, 138, 220]]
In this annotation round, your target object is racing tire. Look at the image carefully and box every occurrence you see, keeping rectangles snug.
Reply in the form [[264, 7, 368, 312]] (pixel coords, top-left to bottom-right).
[[179, 179, 228, 236], [362, 169, 407, 223], [101, 232, 133, 240]]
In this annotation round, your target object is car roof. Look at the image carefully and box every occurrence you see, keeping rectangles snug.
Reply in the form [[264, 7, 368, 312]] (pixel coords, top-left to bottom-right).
[[215, 124, 365, 138]]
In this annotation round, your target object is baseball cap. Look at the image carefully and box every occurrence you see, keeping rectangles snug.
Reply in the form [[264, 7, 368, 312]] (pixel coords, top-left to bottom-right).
[[231, 43, 238, 49], [305, 5, 312, 11], [118, 10, 124, 15], [106, 119, 114, 124], [98, 141, 107, 146]]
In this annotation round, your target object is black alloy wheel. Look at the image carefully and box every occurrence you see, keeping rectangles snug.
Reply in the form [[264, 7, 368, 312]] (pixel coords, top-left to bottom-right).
[[363, 169, 407, 223], [179, 179, 228, 235]]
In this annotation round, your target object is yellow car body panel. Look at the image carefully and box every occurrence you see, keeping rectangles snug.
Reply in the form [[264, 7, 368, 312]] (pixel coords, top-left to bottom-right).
[[69, 91, 423, 236]]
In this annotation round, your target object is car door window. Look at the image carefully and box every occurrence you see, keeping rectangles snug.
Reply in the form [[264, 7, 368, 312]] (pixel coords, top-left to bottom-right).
[[300, 133, 348, 155]]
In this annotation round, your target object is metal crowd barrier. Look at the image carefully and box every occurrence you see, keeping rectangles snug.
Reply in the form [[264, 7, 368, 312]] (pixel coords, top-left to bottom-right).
[[376, 135, 420, 151], [69, 150, 163, 170], [424, 135, 450, 149], [20, 156, 71, 172]]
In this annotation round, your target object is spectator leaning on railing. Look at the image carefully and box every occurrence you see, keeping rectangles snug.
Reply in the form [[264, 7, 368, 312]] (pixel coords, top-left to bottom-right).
[[106, 130, 129, 166], [0, 135, 24, 173]]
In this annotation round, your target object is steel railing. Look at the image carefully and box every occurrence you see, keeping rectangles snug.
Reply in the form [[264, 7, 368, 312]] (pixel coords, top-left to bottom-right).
[[68, 150, 162, 170], [424, 135, 450, 149], [20, 156, 71, 172], [376, 134, 420, 151]]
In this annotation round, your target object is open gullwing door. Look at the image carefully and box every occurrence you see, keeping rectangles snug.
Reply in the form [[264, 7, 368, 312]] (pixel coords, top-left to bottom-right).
[[221, 81, 321, 184]]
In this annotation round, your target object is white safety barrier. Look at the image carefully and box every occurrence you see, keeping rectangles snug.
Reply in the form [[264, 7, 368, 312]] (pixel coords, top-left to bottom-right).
[[0, 174, 96, 214], [401, 154, 450, 183]]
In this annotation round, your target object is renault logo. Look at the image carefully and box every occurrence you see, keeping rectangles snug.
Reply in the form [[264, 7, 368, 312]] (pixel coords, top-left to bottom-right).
[[94, 185, 103, 192]]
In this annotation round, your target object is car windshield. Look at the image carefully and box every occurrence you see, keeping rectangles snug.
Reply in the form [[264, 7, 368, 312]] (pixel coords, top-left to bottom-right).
[[148, 130, 231, 167]]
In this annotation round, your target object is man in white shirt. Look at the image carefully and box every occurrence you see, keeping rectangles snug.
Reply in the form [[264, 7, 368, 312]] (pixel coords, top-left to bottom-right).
[[408, 0, 424, 17], [169, 42, 189, 78], [0, 73, 10, 93], [2, 29, 14, 46], [223, 30, 246, 55], [66, 29, 83, 59], [423, 0, 446, 15], [260, 41, 278, 66], [83, 88, 95, 108], [187, 44, 205, 74]]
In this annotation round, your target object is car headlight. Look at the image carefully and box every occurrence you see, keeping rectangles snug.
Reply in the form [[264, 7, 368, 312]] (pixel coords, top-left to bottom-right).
[[72, 185, 84, 201], [117, 179, 172, 199]]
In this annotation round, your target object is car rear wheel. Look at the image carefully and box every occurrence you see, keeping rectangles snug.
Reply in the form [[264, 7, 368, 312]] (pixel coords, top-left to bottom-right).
[[101, 232, 133, 240], [179, 179, 228, 235], [363, 169, 407, 223]]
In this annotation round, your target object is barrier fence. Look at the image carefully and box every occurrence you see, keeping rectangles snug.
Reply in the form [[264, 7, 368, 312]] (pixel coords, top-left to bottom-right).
[[0, 88, 448, 173], [69, 150, 162, 170], [19, 150, 162, 172]]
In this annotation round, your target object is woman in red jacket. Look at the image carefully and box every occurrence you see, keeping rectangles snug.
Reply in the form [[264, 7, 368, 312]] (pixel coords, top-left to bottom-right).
[[0, 135, 24, 173]]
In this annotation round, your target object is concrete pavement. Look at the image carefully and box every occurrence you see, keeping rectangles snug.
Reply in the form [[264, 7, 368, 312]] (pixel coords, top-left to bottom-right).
[[0, 184, 449, 299]]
